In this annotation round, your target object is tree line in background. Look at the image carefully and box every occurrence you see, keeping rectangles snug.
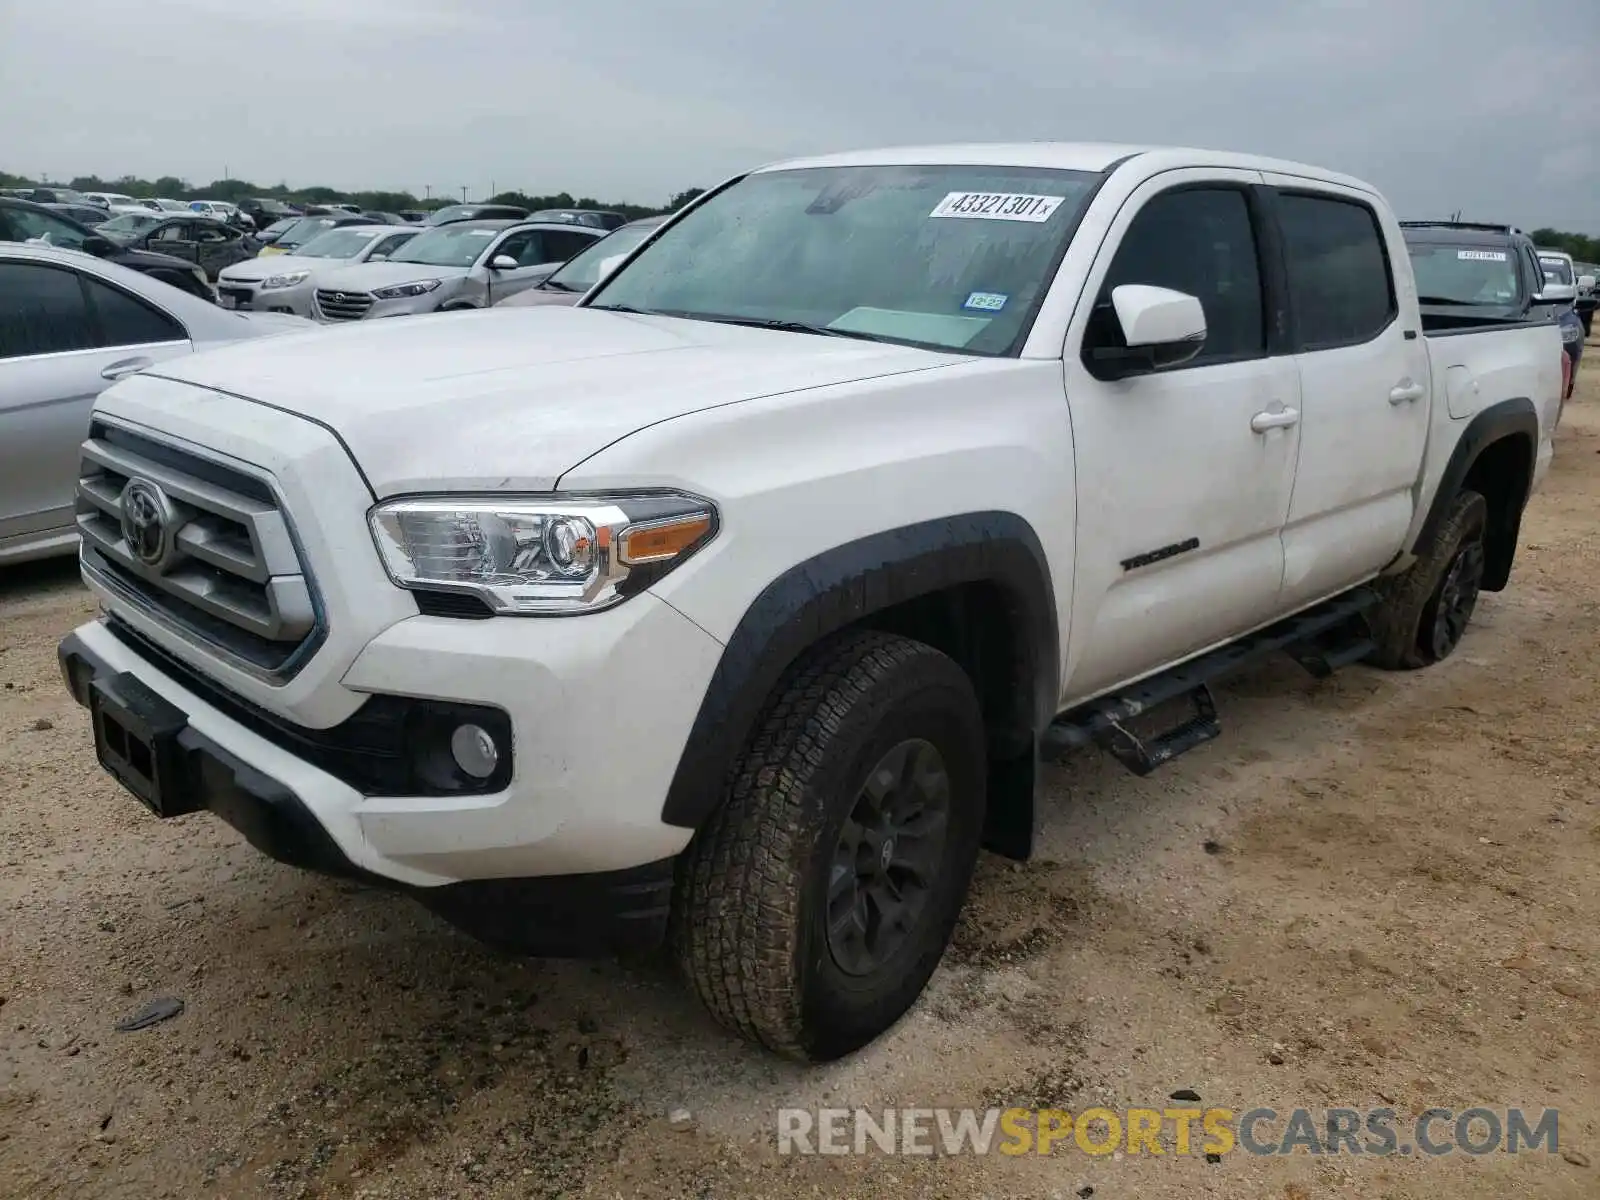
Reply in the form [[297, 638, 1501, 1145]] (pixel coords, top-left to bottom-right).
[[0, 170, 708, 220]]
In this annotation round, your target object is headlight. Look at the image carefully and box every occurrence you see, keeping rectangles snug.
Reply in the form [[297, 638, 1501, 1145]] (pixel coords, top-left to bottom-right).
[[262, 270, 310, 290], [373, 279, 442, 300], [368, 493, 717, 615]]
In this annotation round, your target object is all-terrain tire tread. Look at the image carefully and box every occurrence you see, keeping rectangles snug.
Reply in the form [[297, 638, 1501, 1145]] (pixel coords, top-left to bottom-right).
[[1366, 489, 1488, 671], [672, 631, 958, 1060]]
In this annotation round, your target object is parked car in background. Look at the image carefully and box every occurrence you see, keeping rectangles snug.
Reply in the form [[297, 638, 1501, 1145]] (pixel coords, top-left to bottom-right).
[[526, 208, 628, 230], [152, 198, 191, 212], [327, 203, 364, 214], [257, 213, 371, 257], [1574, 262, 1597, 337], [97, 212, 168, 240], [217, 224, 420, 317], [100, 215, 259, 280], [1401, 221, 1549, 322], [255, 217, 302, 246], [18, 186, 94, 206], [360, 211, 409, 225], [495, 216, 665, 307], [0, 197, 214, 301], [423, 203, 529, 226], [45, 203, 114, 227], [82, 192, 145, 213], [0, 242, 313, 565], [239, 197, 299, 228], [1536, 248, 1583, 393], [311, 219, 603, 320], [398, 210, 429, 223]]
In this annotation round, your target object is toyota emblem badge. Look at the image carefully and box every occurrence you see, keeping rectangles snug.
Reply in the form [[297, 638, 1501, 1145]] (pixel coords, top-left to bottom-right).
[[120, 478, 174, 569]]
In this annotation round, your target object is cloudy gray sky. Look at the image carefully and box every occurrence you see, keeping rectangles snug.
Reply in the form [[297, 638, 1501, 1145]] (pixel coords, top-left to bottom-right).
[[3, 0, 1597, 230]]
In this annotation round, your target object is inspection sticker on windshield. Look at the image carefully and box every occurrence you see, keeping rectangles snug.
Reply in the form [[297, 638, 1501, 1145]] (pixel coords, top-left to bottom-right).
[[1457, 250, 1507, 261], [930, 192, 1065, 222], [962, 291, 1008, 312]]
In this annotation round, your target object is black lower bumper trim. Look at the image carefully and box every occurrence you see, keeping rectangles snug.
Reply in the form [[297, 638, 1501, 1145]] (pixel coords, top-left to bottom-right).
[[59, 628, 675, 957]]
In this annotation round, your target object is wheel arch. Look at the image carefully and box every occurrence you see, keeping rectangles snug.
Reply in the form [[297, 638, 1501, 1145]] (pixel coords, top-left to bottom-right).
[[660, 512, 1060, 860], [1412, 398, 1537, 593]]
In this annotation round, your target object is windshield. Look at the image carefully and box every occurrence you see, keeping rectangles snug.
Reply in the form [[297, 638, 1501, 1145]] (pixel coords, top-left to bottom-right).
[[100, 213, 164, 237], [544, 223, 659, 291], [263, 218, 299, 237], [424, 205, 478, 225], [1539, 256, 1575, 286], [7, 206, 89, 249], [387, 224, 500, 266], [1407, 243, 1523, 307], [587, 164, 1102, 354], [297, 228, 381, 258], [276, 216, 343, 246]]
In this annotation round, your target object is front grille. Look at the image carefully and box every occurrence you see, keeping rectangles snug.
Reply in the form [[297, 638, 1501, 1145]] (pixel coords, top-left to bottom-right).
[[315, 288, 375, 321], [75, 423, 321, 677], [217, 285, 254, 309]]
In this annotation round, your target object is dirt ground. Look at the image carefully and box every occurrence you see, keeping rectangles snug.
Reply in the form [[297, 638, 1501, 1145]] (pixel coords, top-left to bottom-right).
[[3, 356, 1599, 1200]]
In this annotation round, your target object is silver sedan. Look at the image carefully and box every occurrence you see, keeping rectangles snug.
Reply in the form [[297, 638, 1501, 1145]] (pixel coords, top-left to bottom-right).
[[0, 243, 314, 565]]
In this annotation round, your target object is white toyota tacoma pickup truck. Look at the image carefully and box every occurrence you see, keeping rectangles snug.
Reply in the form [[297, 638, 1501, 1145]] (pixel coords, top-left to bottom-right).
[[59, 143, 1564, 1062]]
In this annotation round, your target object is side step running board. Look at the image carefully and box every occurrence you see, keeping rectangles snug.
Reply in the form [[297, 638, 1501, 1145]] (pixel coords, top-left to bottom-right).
[[1042, 586, 1379, 776]]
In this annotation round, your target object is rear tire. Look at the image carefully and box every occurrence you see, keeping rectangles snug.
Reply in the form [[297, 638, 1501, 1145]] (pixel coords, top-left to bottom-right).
[[672, 631, 986, 1061], [1366, 489, 1488, 670]]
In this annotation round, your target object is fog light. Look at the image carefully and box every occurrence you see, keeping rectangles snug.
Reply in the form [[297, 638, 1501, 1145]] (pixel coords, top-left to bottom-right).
[[450, 723, 500, 779]]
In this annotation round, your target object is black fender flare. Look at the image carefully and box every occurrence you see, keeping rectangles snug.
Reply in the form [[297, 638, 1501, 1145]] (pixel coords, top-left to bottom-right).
[[660, 512, 1060, 834], [1410, 398, 1538, 590]]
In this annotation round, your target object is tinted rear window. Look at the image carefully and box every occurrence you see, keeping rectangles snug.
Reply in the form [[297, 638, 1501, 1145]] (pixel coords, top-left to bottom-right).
[[1277, 193, 1396, 349]]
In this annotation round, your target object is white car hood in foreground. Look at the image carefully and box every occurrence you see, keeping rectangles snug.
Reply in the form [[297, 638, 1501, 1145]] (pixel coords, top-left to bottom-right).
[[139, 306, 969, 495]]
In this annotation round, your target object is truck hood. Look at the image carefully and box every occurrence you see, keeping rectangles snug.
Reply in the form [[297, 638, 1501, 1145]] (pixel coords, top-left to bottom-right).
[[141, 306, 968, 495], [314, 259, 473, 292]]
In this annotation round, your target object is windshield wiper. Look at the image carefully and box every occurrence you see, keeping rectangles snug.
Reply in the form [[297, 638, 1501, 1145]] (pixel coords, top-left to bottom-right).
[[687, 313, 883, 342], [540, 278, 581, 292]]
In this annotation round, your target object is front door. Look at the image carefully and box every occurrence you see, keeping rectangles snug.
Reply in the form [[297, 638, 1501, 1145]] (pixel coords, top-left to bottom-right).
[[1059, 170, 1302, 705]]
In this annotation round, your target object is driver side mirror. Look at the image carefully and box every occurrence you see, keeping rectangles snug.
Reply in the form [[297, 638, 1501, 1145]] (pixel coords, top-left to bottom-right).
[[490, 254, 518, 270], [1085, 285, 1207, 381], [1536, 282, 1577, 304]]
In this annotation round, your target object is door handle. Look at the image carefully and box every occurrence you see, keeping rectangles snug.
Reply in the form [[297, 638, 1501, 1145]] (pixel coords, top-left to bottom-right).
[[1389, 380, 1426, 405], [100, 357, 152, 382], [1250, 406, 1300, 433]]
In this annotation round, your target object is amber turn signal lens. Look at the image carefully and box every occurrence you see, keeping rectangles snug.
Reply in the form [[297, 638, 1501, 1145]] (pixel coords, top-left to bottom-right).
[[618, 513, 713, 565]]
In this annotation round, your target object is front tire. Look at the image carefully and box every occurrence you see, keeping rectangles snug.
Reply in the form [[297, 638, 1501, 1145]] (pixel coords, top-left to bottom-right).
[[673, 631, 986, 1061], [1366, 489, 1488, 670]]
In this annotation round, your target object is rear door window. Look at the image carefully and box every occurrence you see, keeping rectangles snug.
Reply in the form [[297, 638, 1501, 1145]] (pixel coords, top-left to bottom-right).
[[1276, 193, 1397, 349], [82, 276, 187, 347]]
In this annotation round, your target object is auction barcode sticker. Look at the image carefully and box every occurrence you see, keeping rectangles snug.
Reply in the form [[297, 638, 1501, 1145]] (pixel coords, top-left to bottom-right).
[[930, 192, 1065, 222], [1457, 250, 1507, 261]]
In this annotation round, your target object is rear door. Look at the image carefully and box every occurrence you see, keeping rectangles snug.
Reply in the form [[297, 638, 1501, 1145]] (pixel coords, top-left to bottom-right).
[[0, 261, 191, 544], [1261, 178, 1430, 608]]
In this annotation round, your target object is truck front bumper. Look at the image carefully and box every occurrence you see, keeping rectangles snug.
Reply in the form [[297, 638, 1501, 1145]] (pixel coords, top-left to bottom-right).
[[59, 593, 723, 956]]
